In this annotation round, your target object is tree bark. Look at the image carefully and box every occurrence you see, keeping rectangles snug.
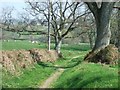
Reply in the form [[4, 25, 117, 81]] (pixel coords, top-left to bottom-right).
[[55, 38, 62, 54], [86, 2, 115, 51], [93, 10, 112, 51]]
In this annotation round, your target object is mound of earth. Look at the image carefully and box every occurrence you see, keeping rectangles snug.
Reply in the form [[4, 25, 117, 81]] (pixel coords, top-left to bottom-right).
[[1, 49, 59, 75], [29, 49, 58, 62], [1, 50, 34, 75], [84, 44, 119, 65]]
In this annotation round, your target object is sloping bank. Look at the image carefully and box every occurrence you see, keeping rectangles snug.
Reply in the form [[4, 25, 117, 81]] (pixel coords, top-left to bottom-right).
[[1, 49, 59, 75]]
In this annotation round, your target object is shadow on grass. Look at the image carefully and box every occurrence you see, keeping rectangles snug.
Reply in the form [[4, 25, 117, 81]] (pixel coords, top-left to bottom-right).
[[2, 88, 39, 90], [37, 57, 82, 69], [55, 73, 117, 88]]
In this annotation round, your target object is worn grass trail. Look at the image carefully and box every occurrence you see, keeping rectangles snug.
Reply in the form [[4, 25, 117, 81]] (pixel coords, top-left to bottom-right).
[[40, 68, 65, 88], [39, 55, 81, 88]]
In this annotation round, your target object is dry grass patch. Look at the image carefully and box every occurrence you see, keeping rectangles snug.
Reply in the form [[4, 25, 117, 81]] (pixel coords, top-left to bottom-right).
[[1, 49, 59, 75]]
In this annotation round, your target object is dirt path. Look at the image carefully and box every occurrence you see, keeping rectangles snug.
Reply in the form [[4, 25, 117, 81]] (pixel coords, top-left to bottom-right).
[[40, 68, 65, 88], [39, 55, 81, 88]]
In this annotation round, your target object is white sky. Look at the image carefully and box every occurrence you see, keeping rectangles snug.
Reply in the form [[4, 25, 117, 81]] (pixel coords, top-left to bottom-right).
[[0, 0, 27, 19], [0, 0, 26, 9], [0, 0, 119, 19], [0, 0, 25, 2]]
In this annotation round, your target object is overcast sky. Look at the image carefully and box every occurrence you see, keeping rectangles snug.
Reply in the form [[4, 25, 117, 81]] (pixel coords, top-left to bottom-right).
[[0, 0, 27, 19], [0, 0, 68, 19], [0, 0, 26, 11], [0, 0, 118, 19], [0, 0, 50, 19]]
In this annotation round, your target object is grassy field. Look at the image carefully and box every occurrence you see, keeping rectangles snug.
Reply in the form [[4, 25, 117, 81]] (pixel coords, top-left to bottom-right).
[[1, 40, 119, 88], [1, 40, 47, 50]]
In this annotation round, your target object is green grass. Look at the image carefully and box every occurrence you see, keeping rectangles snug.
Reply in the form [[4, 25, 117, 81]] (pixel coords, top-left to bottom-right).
[[0, 64, 2, 89], [46, 51, 88, 68], [52, 62, 118, 88], [1, 40, 47, 50], [1, 40, 118, 88], [2, 64, 56, 88], [1, 40, 90, 51], [61, 43, 90, 51]]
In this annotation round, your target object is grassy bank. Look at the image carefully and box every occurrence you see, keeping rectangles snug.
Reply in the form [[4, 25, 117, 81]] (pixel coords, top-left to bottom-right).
[[2, 64, 56, 88], [52, 62, 118, 88]]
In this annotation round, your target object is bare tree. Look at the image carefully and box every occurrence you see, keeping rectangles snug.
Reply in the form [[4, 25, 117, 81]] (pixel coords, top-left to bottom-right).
[[86, 14, 96, 49], [1, 7, 15, 31], [0, 7, 17, 40], [26, 0, 90, 54]]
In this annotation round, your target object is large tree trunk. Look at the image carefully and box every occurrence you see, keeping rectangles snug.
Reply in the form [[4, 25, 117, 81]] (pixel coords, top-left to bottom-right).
[[84, 2, 116, 63], [93, 13, 111, 51], [92, 3, 114, 51]]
